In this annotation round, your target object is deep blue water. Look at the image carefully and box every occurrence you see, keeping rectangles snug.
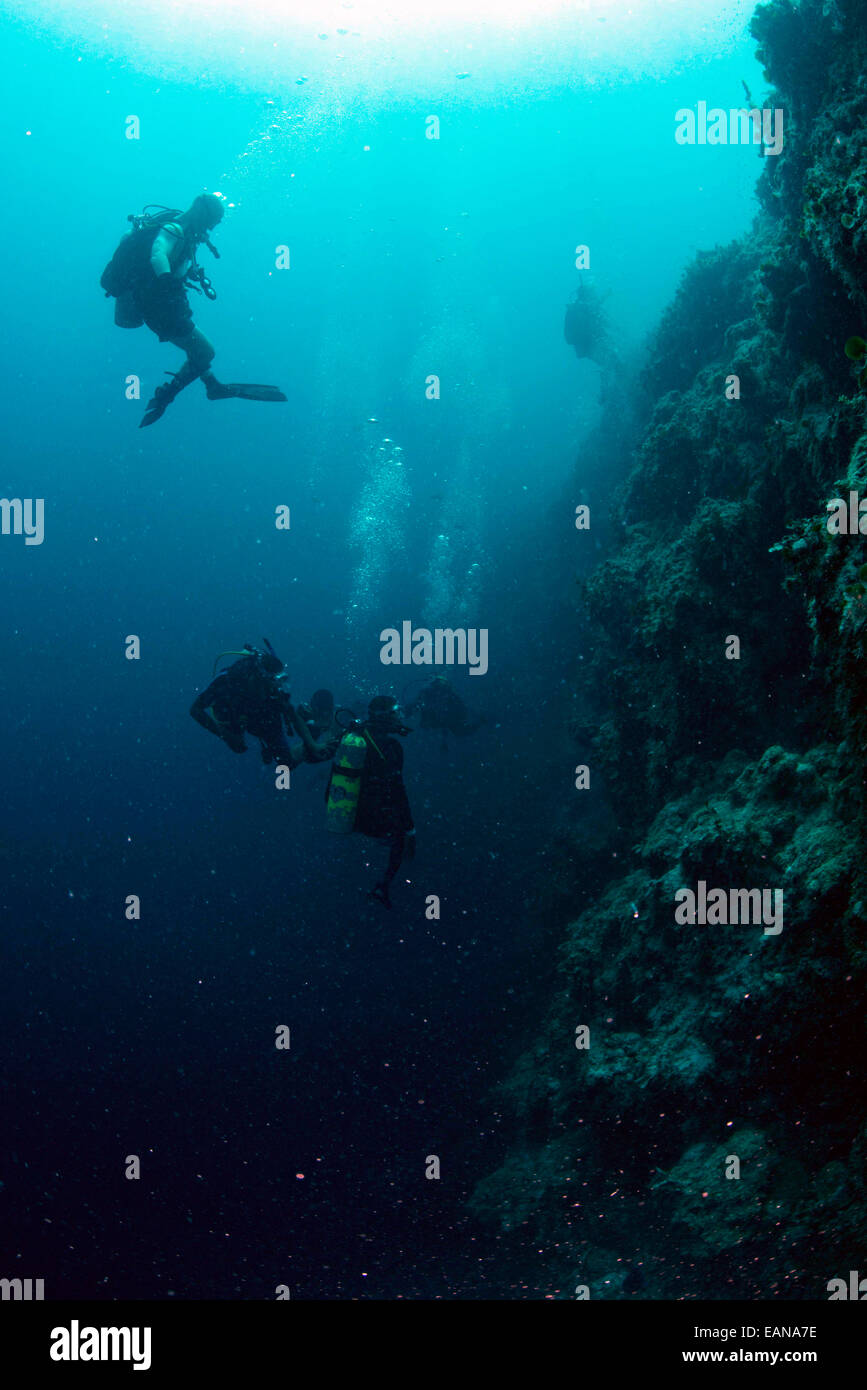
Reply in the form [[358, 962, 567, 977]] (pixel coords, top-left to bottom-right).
[[2, 0, 766, 1298]]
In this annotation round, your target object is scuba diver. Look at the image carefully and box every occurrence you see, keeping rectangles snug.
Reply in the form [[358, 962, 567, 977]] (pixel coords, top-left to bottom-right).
[[296, 689, 340, 745], [404, 675, 486, 748], [100, 194, 287, 428], [325, 696, 416, 908], [190, 640, 328, 768], [563, 276, 626, 405], [293, 688, 343, 765], [563, 277, 610, 362], [294, 689, 344, 790]]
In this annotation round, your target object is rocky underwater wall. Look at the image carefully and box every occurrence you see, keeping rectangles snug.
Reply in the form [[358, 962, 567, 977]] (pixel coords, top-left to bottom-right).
[[471, 0, 867, 1298]]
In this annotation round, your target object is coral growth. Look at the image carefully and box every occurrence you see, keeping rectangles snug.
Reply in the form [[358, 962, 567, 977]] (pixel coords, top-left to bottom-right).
[[472, 0, 867, 1297]]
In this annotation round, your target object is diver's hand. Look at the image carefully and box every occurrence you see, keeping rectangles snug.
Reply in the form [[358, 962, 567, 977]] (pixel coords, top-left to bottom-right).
[[404, 829, 417, 861], [224, 730, 247, 754], [303, 746, 330, 764]]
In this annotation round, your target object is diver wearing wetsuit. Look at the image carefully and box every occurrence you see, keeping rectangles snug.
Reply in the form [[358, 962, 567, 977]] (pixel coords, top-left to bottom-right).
[[190, 642, 326, 768], [111, 193, 287, 427], [296, 689, 342, 761], [353, 696, 416, 907]]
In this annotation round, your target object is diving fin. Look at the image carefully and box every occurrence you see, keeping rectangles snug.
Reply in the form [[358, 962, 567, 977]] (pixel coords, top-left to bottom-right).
[[205, 380, 287, 403], [140, 373, 186, 428], [368, 882, 392, 909]]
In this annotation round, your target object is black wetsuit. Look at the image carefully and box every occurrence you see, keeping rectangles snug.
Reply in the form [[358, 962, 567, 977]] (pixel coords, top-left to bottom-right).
[[354, 728, 414, 894], [190, 656, 297, 765]]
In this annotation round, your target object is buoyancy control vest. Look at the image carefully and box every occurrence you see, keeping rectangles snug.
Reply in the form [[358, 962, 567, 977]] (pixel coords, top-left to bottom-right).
[[100, 207, 184, 299]]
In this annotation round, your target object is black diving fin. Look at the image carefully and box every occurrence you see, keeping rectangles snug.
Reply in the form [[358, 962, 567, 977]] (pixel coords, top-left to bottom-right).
[[205, 380, 287, 403], [367, 881, 393, 909]]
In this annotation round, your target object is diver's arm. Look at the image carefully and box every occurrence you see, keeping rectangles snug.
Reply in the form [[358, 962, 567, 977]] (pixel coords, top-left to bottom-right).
[[281, 739, 306, 771], [319, 730, 342, 759], [150, 224, 185, 279], [190, 681, 232, 740], [300, 733, 340, 764], [284, 700, 328, 760], [298, 717, 341, 763]]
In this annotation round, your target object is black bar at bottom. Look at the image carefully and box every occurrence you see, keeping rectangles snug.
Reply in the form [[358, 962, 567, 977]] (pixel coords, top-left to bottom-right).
[[0, 1299, 861, 1377]]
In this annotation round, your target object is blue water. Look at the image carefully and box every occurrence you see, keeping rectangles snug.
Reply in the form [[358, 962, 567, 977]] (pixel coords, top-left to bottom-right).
[[2, 0, 766, 1298]]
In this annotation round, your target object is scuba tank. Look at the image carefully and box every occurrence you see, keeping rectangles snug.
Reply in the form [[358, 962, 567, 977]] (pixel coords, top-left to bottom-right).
[[100, 207, 183, 299], [325, 729, 370, 834]]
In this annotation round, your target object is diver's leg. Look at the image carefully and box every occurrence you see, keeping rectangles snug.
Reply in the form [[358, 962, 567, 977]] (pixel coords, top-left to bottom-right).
[[260, 738, 296, 767], [174, 328, 215, 383], [252, 719, 299, 769], [140, 328, 215, 428], [369, 835, 405, 908]]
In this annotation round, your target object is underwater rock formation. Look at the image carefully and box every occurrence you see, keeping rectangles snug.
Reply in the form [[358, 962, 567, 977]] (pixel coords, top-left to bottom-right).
[[472, 0, 867, 1297]]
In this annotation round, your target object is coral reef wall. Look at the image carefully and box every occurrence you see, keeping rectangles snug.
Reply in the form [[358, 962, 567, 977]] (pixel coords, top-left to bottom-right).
[[471, 0, 867, 1298]]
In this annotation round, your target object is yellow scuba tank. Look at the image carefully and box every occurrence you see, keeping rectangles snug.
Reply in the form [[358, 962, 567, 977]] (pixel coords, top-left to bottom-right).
[[325, 731, 369, 834]]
